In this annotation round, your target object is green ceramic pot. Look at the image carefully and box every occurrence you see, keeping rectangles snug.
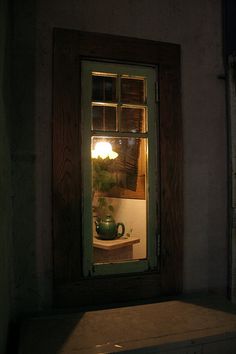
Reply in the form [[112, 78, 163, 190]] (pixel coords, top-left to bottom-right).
[[95, 215, 125, 240]]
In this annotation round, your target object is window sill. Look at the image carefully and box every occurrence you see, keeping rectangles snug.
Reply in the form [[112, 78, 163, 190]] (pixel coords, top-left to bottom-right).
[[19, 295, 236, 354]]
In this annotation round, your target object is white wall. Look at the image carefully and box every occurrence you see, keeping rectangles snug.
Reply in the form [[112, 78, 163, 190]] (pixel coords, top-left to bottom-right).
[[112, 198, 147, 259], [28, 0, 227, 308], [93, 197, 147, 259]]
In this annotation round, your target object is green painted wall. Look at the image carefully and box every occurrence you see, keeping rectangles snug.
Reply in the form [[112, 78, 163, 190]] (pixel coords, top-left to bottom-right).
[[0, 0, 12, 352]]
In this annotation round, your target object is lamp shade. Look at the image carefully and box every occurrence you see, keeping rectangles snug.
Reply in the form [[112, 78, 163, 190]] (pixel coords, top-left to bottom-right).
[[92, 141, 118, 159]]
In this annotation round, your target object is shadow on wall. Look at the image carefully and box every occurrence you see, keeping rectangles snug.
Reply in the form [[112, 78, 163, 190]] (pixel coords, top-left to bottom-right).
[[10, 0, 39, 317], [0, 0, 12, 353], [18, 314, 84, 354], [182, 294, 236, 315]]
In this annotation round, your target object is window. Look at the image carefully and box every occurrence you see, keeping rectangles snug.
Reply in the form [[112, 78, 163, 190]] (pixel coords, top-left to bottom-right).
[[53, 29, 183, 306], [81, 61, 158, 276]]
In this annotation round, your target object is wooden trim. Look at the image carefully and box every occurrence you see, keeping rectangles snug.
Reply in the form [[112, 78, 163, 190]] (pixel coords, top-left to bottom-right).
[[53, 29, 183, 305], [54, 29, 180, 66], [54, 272, 161, 308], [159, 61, 183, 294], [53, 30, 82, 283]]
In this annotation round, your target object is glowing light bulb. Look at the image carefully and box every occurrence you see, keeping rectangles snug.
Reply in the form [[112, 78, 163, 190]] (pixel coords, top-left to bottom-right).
[[92, 142, 118, 159]]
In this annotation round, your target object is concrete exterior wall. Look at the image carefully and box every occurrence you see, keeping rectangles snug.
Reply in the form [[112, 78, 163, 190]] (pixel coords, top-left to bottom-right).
[[11, 0, 227, 313], [0, 0, 12, 352], [10, 0, 40, 316]]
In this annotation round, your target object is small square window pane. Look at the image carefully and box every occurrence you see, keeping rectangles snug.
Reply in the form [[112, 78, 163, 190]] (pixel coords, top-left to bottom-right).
[[121, 78, 145, 104], [92, 75, 117, 102], [92, 106, 117, 131], [92, 106, 103, 130], [120, 107, 146, 133]]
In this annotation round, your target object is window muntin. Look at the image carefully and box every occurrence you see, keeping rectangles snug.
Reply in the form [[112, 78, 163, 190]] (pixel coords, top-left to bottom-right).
[[82, 61, 158, 276]]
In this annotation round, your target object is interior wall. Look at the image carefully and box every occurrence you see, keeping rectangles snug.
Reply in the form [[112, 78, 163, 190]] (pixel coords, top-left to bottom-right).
[[11, 0, 227, 313], [112, 198, 146, 259], [0, 0, 12, 352]]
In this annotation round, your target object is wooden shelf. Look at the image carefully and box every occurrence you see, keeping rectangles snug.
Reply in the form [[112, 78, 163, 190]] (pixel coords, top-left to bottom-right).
[[93, 236, 140, 250]]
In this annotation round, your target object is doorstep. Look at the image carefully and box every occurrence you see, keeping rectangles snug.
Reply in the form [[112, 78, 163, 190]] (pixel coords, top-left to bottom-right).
[[18, 295, 236, 354]]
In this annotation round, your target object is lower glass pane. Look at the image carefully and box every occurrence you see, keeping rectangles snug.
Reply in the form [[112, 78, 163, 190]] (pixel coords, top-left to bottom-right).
[[91, 136, 147, 264]]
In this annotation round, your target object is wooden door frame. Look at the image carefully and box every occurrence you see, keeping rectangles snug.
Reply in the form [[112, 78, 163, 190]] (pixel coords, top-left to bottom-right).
[[53, 29, 183, 307]]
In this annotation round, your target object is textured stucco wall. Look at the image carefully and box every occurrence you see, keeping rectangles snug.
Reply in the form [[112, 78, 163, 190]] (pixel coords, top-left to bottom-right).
[[12, 0, 227, 313], [10, 0, 45, 316], [0, 0, 12, 352]]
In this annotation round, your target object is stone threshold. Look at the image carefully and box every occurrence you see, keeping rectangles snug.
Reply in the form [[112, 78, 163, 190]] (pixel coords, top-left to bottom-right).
[[18, 295, 236, 354]]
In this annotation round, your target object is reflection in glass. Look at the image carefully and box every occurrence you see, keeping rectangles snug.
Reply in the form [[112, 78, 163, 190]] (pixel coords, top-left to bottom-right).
[[92, 75, 117, 102], [92, 105, 117, 131], [91, 137, 147, 264], [121, 78, 145, 104], [120, 107, 146, 133]]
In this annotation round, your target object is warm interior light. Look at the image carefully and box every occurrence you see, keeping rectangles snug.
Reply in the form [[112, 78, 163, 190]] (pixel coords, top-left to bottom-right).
[[92, 141, 118, 159]]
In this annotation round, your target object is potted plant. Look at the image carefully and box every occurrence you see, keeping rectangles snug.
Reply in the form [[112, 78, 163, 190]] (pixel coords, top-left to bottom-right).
[[92, 156, 116, 221]]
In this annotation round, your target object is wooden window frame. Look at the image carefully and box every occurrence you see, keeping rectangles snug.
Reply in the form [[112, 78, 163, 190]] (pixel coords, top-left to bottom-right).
[[53, 29, 183, 307], [82, 61, 157, 277]]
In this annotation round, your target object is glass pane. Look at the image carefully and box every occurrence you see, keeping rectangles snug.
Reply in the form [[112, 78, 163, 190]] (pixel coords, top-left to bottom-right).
[[92, 75, 117, 102], [92, 106, 117, 131], [121, 78, 145, 104], [120, 107, 146, 133], [91, 137, 147, 264]]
